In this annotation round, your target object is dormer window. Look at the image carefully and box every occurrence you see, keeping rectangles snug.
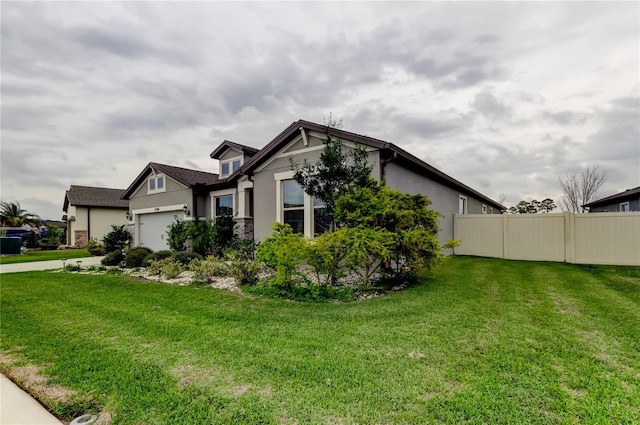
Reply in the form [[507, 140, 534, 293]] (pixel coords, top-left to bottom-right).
[[148, 174, 166, 194], [220, 157, 242, 177]]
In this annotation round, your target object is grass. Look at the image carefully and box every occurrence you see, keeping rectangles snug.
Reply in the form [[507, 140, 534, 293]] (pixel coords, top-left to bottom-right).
[[1, 257, 638, 424], [0, 248, 91, 264]]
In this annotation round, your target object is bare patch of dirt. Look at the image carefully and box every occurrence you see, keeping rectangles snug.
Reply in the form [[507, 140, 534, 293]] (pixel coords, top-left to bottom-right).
[[95, 412, 113, 425], [230, 384, 250, 396], [0, 352, 73, 403], [408, 351, 426, 359]]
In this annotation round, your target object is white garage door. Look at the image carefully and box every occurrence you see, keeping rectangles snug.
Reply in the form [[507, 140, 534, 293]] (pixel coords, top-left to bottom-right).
[[139, 211, 184, 252]]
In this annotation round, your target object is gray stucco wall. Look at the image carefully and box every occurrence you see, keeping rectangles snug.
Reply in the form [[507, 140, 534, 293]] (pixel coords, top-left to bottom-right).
[[252, 133, 380, 240], [128, 176, 193, 213], [218, 147, 243, 161], [384, 162, 496, 245]]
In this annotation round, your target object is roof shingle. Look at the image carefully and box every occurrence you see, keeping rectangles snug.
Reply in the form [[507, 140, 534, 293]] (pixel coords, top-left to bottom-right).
[[64, 185, 128, 211]]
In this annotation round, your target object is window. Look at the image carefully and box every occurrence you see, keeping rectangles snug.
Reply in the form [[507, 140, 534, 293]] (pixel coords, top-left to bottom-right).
[[620, 202, 629, 212], [148, 174, 166, 194], [482, 204, 487, 214], [313, 197, 330, 236], [458, 195, 467, 214], [283, 180, 304, 233], [489, 207, 493, 214], [216, 195, 233, 216], [220, 157, 243, 177]]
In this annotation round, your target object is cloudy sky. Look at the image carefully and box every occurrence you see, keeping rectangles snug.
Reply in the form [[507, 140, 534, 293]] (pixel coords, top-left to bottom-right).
[[1, 1, 638, 220]]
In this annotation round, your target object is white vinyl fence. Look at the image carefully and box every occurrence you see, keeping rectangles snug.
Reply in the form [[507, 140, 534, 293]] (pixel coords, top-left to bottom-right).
[[453, 212, 640, 266]]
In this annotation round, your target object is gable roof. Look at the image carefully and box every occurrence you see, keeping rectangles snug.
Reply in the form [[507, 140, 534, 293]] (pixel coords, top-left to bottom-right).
[[63, 185, 128, 212], [583, 186, 640, 208], [122, 162, 220, 199], [210, 140, 260, 159], [235, 119, 504, 210]]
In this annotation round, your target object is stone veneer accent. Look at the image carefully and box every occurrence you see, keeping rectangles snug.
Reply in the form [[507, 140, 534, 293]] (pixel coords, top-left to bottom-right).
[[75, 230, 88, 248], [233, 217, 254, 240]]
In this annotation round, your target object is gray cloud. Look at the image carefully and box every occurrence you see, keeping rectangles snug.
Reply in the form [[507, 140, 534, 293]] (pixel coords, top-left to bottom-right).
[[1, 1, 638, 220], [472, 92, 512, 121]]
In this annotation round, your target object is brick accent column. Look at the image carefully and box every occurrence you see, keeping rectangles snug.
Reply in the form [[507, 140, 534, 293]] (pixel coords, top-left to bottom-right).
[[233, 217, 254, 240]]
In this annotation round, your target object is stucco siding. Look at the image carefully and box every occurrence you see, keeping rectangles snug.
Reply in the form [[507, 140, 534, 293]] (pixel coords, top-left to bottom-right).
[[384, 162, 496, 244], [218, 147, 243, 161], [90, 208, 129, 241], [128, 176, 192, 212], [252, 137, 380, 241], [66, 206, 127, 246]]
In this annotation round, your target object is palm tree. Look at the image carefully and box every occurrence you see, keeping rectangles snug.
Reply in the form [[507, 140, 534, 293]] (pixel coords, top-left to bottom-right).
[[0, 201, 41, 227]]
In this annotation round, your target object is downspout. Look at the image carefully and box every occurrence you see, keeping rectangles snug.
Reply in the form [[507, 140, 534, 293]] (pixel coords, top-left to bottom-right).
[[192, 185, 199, 222], [380, 146, 397, 184], [87, 207, 91, 242]]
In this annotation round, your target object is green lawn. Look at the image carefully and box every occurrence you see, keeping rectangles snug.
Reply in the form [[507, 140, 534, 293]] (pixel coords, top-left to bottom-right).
[[1, 257, 638, 424], [0, 248, 91, 264]]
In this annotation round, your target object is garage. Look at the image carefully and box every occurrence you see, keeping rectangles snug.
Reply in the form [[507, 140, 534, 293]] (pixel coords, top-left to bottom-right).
[[138, 211, 184, 252]]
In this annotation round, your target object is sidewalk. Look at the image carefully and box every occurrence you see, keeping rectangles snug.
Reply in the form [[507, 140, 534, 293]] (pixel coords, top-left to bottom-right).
[[0, 256, 105, 274], [1, 374, 63, 425]]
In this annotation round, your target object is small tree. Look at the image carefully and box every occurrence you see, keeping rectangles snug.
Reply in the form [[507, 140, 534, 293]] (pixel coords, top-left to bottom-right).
[[559, 165, 606, 212], [334, 182, 446, 279], [103, 225, 132, 253], [291, 117, 373, 230]]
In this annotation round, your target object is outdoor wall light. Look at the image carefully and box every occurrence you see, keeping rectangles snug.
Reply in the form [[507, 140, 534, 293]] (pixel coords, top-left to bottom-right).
[[125, 211, 132, 221], [183, 204, 190, 216]]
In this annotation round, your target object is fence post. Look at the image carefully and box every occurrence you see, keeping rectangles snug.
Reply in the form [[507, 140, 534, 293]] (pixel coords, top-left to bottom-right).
[[502, 213, 508, 259], [564, 212, 576, 264], [453, 213, 458, 255]]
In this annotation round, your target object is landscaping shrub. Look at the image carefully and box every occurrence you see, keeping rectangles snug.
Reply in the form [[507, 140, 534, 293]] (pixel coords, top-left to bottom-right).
[[87, 239, 106, 256], [212, 213, 235, 256], [102, 225, 132, 253], [257, 223, 307, 289], [125, 247, 153, 268], [39, 225, 62, 250], [189, 256, 228, 283], [166, 217, 189, 252], [144, 250, 172, 266], [25, 231, 39, 248], [225, 250, 260, 286], [171, 251, 203, 266], [225, 238, 258, 260], [187, 220, 214, 256], [101, 250, 124, 266], [147, 258, 184, 279]]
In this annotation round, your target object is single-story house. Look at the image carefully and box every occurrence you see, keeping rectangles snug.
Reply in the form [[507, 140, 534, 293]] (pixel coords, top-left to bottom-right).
[[123, 120, 503, 251], [63, 185, 129, 247], [583, 186, 640, 212]]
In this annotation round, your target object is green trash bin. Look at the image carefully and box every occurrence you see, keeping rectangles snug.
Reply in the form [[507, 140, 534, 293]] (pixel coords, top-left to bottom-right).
[[0, 237, 22, 255]]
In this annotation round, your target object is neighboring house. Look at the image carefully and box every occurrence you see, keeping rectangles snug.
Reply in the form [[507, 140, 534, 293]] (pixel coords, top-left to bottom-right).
[[122, 162, 219, 251], [63, 185, 129, 247], [583, 186, 640, 212], [122, 120, 503, 251]]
